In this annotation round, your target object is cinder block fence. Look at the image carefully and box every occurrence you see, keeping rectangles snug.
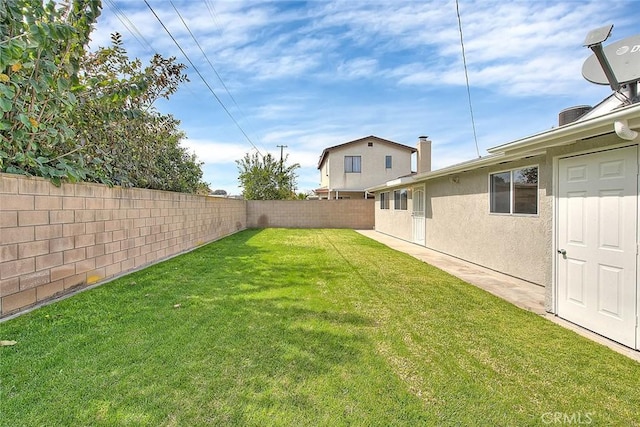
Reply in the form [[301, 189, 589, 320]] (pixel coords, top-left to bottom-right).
[[0, 173, 374, 317], [0, 174, 247, 317], [247, 199, 374, 229]]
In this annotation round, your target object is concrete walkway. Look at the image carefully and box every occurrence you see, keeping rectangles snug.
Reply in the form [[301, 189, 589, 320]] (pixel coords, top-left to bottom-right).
[[357, 230, 546, 314], [357, 230, 640, 362]]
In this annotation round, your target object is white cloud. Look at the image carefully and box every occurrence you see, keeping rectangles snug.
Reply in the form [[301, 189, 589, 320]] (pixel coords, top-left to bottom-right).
[[180, 139, 251, 164], [337, 58, 379, 78], [290, 148, 323, 170], [94, 0, 638, 196]]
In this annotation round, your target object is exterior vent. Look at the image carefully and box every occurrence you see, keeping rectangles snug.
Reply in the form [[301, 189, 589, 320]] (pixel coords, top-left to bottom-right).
[[558, 105, 592, 126]]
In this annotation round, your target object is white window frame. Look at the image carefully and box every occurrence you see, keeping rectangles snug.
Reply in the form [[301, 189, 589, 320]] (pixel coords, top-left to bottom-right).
[[489, 165, 539, 216]]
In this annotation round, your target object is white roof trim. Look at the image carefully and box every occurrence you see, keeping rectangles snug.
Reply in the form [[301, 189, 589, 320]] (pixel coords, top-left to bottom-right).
[[367, 102, 640, 193], [488, 101, 640, 154]]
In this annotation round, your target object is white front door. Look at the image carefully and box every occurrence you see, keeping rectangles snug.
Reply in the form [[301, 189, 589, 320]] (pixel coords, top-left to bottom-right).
[[557, 146, 638, 349], [412, 187, 425, 246]]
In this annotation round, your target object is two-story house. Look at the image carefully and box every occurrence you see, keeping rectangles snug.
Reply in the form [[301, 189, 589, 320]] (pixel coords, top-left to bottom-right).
[[315, 135, 417, 199]]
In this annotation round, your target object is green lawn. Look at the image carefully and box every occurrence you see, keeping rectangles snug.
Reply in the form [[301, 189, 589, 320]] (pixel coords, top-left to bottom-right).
[[1, 229, 639, 426]]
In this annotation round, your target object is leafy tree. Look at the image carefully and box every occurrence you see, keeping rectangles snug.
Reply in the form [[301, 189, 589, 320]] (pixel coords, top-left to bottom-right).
[[72, 33, 207, 193], [195, 182, 213, 195], [519, 166, 538, 184], [0, 0, 101, 183], [1, 1, 209, 194], [1, 6, 209, 194], [236, 152, 299, 200]]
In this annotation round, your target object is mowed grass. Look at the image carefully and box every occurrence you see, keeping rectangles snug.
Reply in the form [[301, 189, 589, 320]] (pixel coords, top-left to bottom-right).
[[1, 229, 639, 426]]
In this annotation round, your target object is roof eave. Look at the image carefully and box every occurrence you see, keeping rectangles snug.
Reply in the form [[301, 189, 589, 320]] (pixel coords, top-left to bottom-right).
[[366, 175, 417, 192], [367, 102, 640, 192], [487, 102, 640, 156]]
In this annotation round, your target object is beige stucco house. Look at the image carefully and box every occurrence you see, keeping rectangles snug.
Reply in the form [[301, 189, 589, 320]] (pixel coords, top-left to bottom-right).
[[315, 135, 416, 199], [367, 94, 640, 351]]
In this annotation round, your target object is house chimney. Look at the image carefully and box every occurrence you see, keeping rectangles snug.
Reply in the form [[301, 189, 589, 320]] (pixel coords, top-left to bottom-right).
[[417, 136, 431, 174]]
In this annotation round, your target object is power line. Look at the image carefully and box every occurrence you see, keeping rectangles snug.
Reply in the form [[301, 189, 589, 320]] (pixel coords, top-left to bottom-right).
[[168, 0, 266, 153], [455, 0, 481, 159], [203, 0, 222, 33], [102, 0, 201, 101], [143, 0, 263, 157], [105, 0, 155, 54]]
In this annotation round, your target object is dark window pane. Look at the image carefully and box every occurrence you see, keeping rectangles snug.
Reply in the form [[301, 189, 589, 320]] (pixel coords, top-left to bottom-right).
[[394, 189, 407, 210], [380, 192, 389, 209], [400, 189, 407, 210], [345, 156, 361, 173], [490, 172, 511, 213], [513, 167, 538, 214]]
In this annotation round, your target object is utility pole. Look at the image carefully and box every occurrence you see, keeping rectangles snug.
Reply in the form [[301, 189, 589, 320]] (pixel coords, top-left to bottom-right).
[[276, 145, 287, 172], [276, 145, 287, 163]]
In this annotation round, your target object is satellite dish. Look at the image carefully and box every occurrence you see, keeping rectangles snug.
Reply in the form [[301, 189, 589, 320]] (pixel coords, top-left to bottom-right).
[[583, 24, 613, 47], [582, 33, 640, 86]]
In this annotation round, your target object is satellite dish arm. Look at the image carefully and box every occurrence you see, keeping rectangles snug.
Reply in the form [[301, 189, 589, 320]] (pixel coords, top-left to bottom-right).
[[589, 44, 621, 91], [583, 24, 620, 92]]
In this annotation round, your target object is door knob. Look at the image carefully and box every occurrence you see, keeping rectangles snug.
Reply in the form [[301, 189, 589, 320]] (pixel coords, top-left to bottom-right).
[[557, 249, 566, 255]]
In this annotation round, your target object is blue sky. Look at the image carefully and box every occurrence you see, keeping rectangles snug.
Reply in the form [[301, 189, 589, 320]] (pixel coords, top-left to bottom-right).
[[89, 1, 639, 195]]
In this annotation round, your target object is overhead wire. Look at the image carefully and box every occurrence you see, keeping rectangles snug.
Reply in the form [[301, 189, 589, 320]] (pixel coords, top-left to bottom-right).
[[168, 0, 267, 153], [102, 0, 202, 101], [104, 0, 155, 54], [455, 0, 481, 158], [203, 0, 222, 32], [201, 0, 268, 154], [143, 0, 263, 157]]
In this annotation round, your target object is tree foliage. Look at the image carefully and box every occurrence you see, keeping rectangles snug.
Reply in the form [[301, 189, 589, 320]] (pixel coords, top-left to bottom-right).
[[1, 1, 209, 193], [236, 152, 299, 200], [0, 0, 101, 184], [72, 33, 206, 193]]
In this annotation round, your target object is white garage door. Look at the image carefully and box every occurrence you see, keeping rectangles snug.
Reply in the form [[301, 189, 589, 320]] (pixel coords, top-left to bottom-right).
[[557, 146, 638, 349]]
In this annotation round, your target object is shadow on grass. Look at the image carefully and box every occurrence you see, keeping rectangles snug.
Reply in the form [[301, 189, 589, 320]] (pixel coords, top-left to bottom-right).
[[7, 228, 638, 426], [0, 229, 428, 426]]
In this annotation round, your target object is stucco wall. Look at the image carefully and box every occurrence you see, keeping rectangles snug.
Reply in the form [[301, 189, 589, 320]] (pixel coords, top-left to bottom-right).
[[373, 133, 637, 302], [247, 199, 374, 229], [0, 174, 246, 317], [373, 156, 552, 286], [374, 191, 414, 242], [324, 138, 414, 191], [323, 191, 371, 200], [424, 156, 552, 287]]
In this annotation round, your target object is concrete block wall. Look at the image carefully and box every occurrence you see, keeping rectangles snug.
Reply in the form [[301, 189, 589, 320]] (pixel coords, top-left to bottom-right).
[[247, 199, 374, 229], [0, 174, 246, 317]]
